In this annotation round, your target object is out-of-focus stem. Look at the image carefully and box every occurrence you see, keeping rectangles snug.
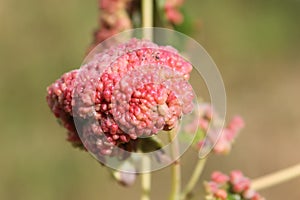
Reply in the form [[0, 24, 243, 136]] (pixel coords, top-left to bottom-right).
[[142, 0, 153, 40], [141, 155, 151, 200], [168, 129, 181, 200], [140, 1, 153, 200], [180, 158, 207, 200], [251, 163, 300, 191]]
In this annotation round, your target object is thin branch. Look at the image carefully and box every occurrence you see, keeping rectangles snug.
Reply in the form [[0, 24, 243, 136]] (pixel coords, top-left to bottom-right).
[[168, 129, 181, 200], [142, 0, 153, 40], [180, 158, 207, 200], [140, 1, 154, 200], [252, 163, 300, 191], [141, 155, 151, 200]]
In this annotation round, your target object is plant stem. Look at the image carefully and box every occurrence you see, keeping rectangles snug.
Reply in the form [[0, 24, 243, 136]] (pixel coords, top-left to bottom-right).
[[168, 129, 181, 200], [180, 158, 207, 200], [140, 1, 153, 200], [141, 155, 151, 200], [251, 163, 300, 191], [142, 0, 153, 40]]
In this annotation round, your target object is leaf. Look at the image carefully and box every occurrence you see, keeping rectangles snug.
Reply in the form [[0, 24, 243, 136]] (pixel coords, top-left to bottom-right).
[[174, 7, 195, 35], [138, 136, 164, 153]]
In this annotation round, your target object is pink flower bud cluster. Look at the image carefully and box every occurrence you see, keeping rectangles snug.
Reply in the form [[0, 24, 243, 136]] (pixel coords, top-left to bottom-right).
[[185, 103, 244, 154], [165, 0, 185, 25], [89, 0, 133, 52], [46, 70, 84, 148], [205, 171, 265, 200], [47, 39, 194, 158], [212, 116, 244, 154], [112, 65, 194, 139]]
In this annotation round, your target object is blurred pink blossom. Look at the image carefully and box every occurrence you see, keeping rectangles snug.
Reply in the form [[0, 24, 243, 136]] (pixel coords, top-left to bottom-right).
[[164, 0, 184, 24], [188, 103, 244, 155], [205, 171, 265, 200], [211, 171, 230, 184], [88, 0, 133, 52]]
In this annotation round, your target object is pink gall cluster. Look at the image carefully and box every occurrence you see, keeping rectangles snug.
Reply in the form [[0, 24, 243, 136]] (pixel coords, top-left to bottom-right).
[[47, 38, 194, 158], [46, 70, 84, 148], [196, 104, 244, 154], [112, 65, 194, 139], [212, 115, 244, 154], [165, 0, 185, 25], [89, 0, 133, 52], [184, 103, 244, 155], [205, 171, 265, 200]]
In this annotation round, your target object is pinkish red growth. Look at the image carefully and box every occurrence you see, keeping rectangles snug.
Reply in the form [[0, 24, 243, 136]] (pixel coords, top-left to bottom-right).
[[164, 0, 185, 25], [88, 0, 133, 52], [230, 170, 251, 193], [211, 171, 230, 184], [46, 70, 84, 148], [214, 189, 227, 200], [192, 103, 245, 155], [205, 171, 265, 200], [47, 38, 194, 158]]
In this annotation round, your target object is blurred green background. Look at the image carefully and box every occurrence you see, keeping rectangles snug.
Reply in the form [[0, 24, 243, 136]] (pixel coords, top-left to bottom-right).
[[0, 0, 300, 199]]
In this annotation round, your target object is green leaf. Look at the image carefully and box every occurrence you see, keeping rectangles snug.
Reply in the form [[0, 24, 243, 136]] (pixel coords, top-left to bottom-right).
[[174, 7, 195, 35], [138, 136, 164, 153], [227, 193, 242, 200]]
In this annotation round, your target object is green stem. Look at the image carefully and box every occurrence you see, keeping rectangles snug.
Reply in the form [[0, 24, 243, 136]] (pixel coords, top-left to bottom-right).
[[251, 163, 300, 191], [141, 155, 151, 200], [168, 129, 181, 200], [180, 158, 207, 200]]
